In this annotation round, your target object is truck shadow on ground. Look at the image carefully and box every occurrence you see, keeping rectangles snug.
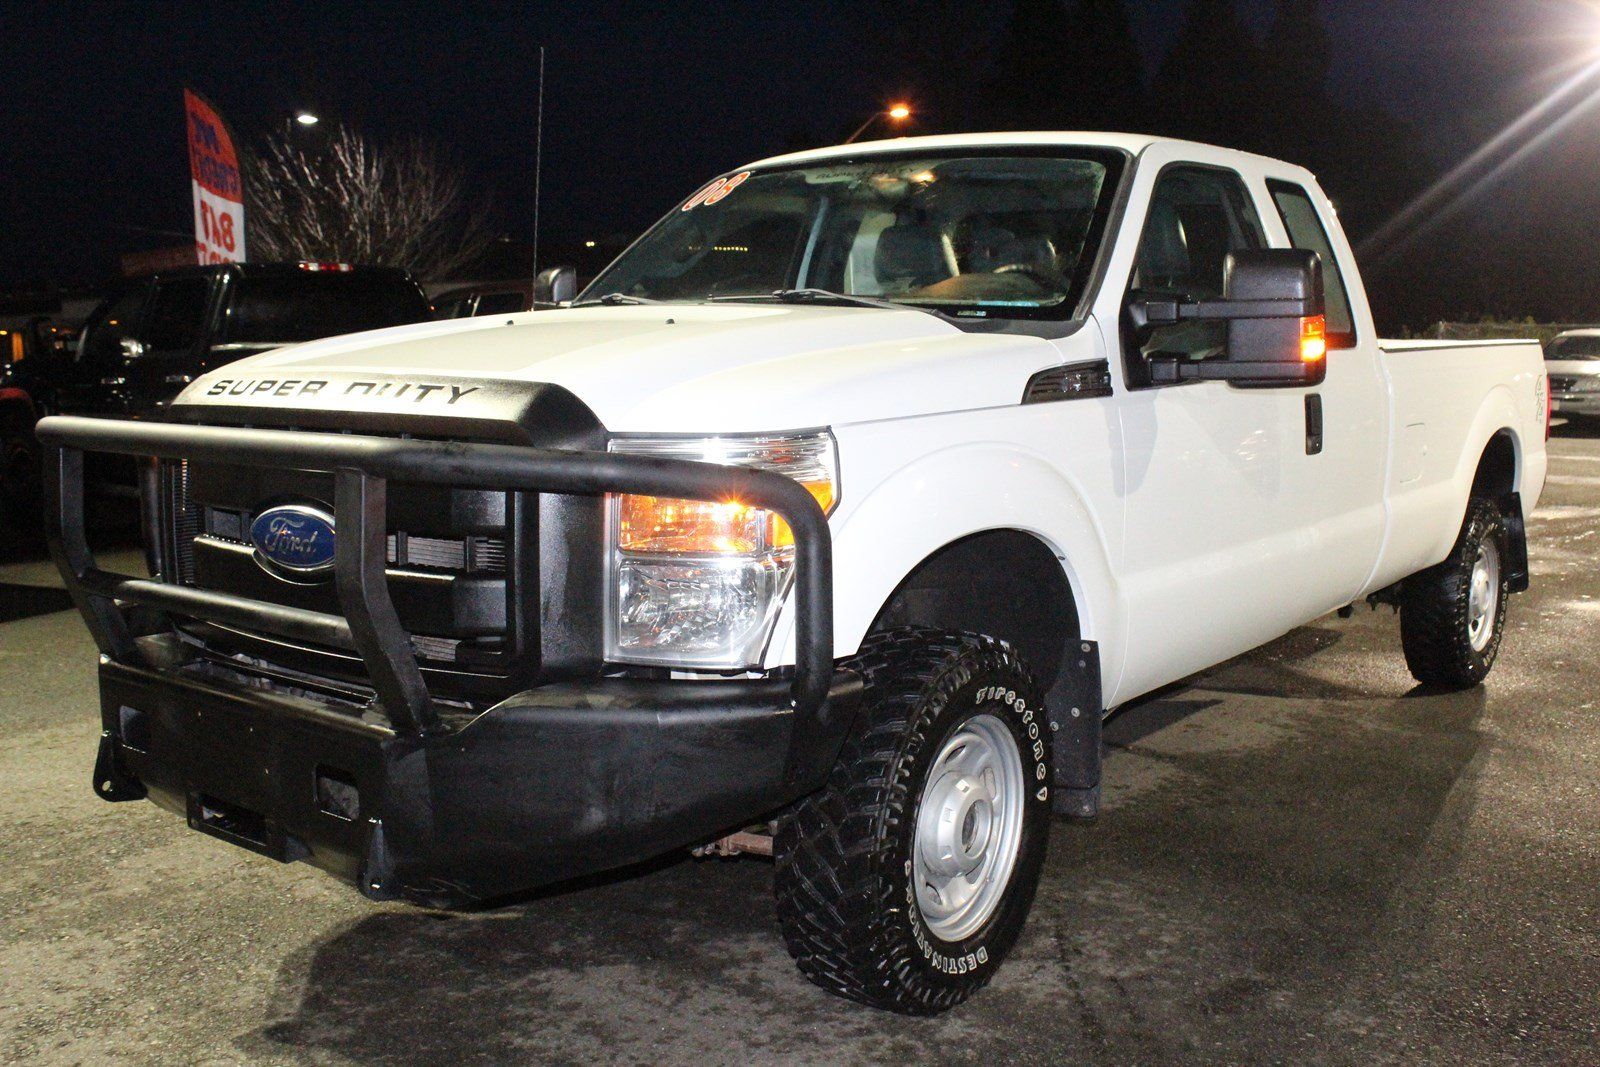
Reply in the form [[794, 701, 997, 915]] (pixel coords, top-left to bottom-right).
[[243, 636, 1490, 1065]]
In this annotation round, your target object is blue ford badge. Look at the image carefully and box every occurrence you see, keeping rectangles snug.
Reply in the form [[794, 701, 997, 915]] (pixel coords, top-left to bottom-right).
[[251, 504, 337, 577]]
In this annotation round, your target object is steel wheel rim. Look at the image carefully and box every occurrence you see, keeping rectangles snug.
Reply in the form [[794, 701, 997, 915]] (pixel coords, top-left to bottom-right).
[[1468, 537, 1501, 652], [912, 712, 1025, 943]]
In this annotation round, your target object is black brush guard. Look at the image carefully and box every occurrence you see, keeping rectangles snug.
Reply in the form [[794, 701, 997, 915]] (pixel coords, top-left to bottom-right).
[[37, 415, 860, 904]]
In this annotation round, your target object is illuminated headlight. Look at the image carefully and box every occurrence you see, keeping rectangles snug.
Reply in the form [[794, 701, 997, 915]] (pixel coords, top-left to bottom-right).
[[606, 432, 837, 670]]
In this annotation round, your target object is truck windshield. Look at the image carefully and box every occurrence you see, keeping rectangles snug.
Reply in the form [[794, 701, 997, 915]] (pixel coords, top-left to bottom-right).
[[1547, 335, 1600, 361], [219, 273, 432, 345], [582, 151, 1122, 319]]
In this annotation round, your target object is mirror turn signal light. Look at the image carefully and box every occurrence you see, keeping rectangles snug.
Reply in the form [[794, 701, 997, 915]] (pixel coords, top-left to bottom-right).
[[1300, 315, 1327, 363]]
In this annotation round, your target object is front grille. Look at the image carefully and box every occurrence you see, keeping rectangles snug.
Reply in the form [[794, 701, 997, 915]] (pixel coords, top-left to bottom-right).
[[191, 499, 506, 577], [1550, 375, 1578, 393], [157, 454, 531, 688]]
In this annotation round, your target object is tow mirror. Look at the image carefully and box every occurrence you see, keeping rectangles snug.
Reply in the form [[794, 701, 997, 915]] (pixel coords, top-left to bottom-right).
[[1135, 249, 1327, 387], [534, 265, 578, 307]]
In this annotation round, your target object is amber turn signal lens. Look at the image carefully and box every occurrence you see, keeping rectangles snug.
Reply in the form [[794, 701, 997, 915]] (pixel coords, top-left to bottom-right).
[[619, 480, 834, 556], [1300, 314, 1327, 363]]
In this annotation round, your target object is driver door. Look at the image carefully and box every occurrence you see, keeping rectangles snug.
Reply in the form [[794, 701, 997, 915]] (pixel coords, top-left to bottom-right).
[[1112, 156, 1327, 701]]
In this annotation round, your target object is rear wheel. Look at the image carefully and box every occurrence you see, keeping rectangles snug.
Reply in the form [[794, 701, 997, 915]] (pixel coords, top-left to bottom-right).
[[1400, 497, 1510, 688], [774, 629, 1052, 1015]]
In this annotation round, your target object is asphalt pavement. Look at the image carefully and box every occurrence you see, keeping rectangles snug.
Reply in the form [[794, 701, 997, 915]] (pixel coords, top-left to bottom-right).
[[2, 428, 1597, 1065]]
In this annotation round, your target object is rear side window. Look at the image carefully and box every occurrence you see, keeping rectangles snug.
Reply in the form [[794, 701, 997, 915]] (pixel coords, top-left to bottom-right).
[[221, 273, 432, 345], [144, 277, 211, 353], [1268, 180, 1356, 348]]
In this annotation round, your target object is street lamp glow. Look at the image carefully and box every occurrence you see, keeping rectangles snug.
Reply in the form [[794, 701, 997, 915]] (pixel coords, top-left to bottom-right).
[[294, 111, 320, 127], [845, 102, 917, 143]]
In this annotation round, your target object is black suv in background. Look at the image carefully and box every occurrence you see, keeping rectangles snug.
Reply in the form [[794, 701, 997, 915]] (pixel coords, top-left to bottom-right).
[[59, 263, 432, 416]]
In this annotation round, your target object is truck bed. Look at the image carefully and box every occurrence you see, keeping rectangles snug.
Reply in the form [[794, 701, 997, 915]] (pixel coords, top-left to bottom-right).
[[1367, 338, 1547, 595]]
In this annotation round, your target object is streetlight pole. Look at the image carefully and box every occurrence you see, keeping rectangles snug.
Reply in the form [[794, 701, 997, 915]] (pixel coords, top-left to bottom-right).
[[845, 103, 913, 144]]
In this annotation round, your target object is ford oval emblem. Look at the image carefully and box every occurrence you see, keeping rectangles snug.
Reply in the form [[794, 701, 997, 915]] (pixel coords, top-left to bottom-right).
[[251, 504, 337, 578]]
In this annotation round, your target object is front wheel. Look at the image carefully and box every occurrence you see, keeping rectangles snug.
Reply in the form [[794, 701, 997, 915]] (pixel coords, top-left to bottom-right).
[[774, 629, 1052, 1015], [1400, 497, 1510, 688]]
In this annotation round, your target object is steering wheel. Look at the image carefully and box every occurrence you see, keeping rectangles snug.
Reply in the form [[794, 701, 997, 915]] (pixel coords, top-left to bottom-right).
[[993, 262, 1061, 289]]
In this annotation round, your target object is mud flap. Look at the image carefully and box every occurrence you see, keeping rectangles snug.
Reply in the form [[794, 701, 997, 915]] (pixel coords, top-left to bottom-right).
[[1045, 639, 1102, 820], [1500, 491, 1529, 593]]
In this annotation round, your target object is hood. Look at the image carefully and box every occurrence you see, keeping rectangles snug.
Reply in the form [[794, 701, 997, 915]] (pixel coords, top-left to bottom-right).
[[177, 304, 1073, 433]]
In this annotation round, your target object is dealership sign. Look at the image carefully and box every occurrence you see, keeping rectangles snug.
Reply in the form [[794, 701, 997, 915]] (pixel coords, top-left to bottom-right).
[[184, 89, 246, 264]]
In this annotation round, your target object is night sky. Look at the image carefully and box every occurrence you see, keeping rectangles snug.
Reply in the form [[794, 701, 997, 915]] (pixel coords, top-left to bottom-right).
[[5, 0, 1600, 324]]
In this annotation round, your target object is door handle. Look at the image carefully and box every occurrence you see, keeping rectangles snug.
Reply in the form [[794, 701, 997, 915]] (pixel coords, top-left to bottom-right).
[[1305, 394, 1324, 455]]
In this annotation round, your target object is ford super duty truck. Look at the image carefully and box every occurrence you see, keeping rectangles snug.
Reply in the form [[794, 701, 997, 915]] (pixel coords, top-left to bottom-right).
[[38, 134, 1549, 1015]]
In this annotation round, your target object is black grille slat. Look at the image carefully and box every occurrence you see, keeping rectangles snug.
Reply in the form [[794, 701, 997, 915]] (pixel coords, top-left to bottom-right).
[[163, 460, 201, 584]]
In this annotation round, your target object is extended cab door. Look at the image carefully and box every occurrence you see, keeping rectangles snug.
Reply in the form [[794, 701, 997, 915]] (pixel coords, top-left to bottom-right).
[[1106, 146, 1386, 703], [1254, 171, 1388, 610]]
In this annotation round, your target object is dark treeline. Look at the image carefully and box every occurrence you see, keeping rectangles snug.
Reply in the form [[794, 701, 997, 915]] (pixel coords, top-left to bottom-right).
[[848, 0, 1461, 332]]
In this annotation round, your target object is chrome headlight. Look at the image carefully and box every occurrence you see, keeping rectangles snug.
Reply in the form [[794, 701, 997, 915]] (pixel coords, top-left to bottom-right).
[[1573, 375, 1600, 393], [605, 431, 837, 670]]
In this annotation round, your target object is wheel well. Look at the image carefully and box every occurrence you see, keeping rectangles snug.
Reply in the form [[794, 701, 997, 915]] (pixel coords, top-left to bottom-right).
[[867, 529, 1079, 687], [1472, 431, 1517, 499]]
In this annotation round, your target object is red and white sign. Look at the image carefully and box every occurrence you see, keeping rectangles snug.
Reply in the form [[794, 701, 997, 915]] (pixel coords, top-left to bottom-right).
[[184, 89, 246, 264]]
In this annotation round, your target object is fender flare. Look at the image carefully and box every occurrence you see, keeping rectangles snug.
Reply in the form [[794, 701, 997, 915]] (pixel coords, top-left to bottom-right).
[[764, 442, 1124, 688]]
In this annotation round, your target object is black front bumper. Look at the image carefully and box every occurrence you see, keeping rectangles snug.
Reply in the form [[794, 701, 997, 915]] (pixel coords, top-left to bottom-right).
[[99, 650, 859, 905], [41, 414, 853, 906]]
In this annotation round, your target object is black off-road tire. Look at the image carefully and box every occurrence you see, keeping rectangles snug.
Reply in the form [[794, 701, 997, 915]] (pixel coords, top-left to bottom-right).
[[774, 629, 1053, 1015], [1400, 497, 1510, 688]]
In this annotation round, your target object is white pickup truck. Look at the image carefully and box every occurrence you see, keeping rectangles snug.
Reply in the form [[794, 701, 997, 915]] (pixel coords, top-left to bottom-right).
[[40, 133, 1548, 1015]]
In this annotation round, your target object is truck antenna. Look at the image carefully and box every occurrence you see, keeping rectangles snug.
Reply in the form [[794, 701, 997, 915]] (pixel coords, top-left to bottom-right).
[[531, 45, 546, 297]]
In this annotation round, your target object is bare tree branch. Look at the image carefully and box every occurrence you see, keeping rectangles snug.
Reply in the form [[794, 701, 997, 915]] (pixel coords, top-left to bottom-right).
[[245, 125, 494, 281]]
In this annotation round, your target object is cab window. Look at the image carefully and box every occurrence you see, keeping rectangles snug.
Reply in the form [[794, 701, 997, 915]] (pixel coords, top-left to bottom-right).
[[1127, 166, 1266, 382], [77, 285, 148, 364], [144, 277, 212, 354], [1268, 180, 1356, 348]]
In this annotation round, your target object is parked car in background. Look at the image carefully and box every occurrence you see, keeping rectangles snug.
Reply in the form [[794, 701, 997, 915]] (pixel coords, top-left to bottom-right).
[[58, 262, 432, 417], [431, 283, 534, 319], [1544, 327, 1600, 426]]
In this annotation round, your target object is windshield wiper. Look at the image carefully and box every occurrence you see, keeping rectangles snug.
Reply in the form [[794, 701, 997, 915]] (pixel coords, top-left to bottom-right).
[[571, 292, 668, 307], [712, 288, 928, 314]]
